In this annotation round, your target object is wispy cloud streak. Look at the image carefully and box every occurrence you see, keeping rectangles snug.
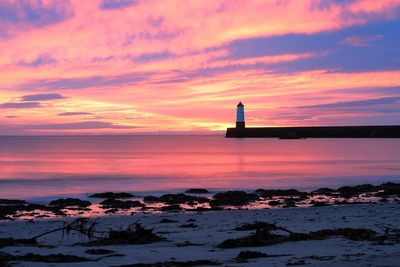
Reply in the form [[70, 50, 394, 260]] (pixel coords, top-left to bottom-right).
[[21, 93, 65, 101], [0, 102, 41, 109]]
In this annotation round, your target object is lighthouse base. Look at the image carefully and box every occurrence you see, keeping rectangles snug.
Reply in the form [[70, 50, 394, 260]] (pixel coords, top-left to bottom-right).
[[236, 121, 245, 128]]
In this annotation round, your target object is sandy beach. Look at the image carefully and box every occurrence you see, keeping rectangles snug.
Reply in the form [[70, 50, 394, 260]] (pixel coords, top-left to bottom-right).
[[1, 187, 400, 267]]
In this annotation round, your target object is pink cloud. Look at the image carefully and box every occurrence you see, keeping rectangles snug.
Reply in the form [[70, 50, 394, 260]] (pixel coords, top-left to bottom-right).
[[341, 34, 384, 47], [1, 0, 400, 67]]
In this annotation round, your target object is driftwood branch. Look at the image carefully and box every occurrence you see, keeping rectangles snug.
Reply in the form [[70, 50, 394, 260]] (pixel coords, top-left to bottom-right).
[[31, 218, 107, 241]]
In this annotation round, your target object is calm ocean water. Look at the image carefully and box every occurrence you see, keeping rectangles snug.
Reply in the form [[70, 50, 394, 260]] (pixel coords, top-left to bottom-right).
[[1, 135, 400, 200]]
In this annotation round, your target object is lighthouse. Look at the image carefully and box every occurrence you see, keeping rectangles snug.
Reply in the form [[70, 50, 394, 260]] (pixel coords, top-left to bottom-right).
[[236, 102, 245, 128]]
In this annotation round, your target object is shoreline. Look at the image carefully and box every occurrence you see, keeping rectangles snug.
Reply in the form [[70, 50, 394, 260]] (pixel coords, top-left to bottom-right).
[[1, 181, 400, 221], [10, 175, 400, 204]]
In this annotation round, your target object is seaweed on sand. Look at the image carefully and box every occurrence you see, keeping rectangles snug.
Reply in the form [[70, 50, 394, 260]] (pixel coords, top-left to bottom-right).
[[235, 251, 269, 262], [34, 218, 165, 245], [234, 221, 286, 232], [235, 251, 291, 263], [0, 252, 123, 264], [85, 249, 116, 255], [0, 253, 91, 263], [179, 223, 198, 228], [0, 238, 37, 248], [85, 223, 165, 246], [219, 226, 288, 248], [0, 218, 164, 249], [219, 221, 400, 249], [112, 260, 220, 267]]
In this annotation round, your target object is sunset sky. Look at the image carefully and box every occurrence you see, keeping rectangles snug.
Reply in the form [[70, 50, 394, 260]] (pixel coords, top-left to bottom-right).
[[1, 0, 400, 134]]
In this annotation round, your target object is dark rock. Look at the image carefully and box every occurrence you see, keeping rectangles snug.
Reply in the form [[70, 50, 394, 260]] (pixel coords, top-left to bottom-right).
[[376, 182, 400, 197], [186, 201, 196, 206], [255, 189, 307, 198], [65, 206, 91, 211], [0, 204, 58, 218], [184, 207, 222, 212], [210, 191, 259, 206], [84, 249, 115, 255], [282, 198, 300, 208], [104, 208, 119, 214], [49, 198, 91, 208], [100, 199, 143, 209], [283, 198, 297, 204], [268, 200, 282, 206], [144, 194, 209, 204], [379, 182, 400, 188], [312, 188, 336, 195], [334, 200, 350, 205], [337, 184, 378, 198], [185, 188, 209, 194], [0, 215, 9, 221], [0, 199, 27, 205], [311, 201, 330, 207], [143, 196, 160, 203], [160, 205, 182, 211], [89, 192, 134, 198], [159, 194, 209, 204]]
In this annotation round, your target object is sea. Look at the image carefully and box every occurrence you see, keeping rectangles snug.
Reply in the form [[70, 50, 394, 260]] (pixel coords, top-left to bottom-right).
[[1, 135, 400, 202]]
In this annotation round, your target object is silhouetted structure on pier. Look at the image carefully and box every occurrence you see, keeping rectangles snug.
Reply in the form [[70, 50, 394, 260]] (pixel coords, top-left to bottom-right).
[[226, 102, 400, 138]]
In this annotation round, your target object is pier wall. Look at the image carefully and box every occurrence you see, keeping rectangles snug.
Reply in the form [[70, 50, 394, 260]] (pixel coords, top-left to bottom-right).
[[225, 125, 400, 138]]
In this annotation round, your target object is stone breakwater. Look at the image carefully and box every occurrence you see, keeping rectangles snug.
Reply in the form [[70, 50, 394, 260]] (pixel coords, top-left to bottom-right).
[[226, 125, 400, 138]]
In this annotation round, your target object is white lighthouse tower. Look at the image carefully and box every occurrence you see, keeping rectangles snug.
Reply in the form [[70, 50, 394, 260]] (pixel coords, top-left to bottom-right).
[[236, 102, 245, 128]]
